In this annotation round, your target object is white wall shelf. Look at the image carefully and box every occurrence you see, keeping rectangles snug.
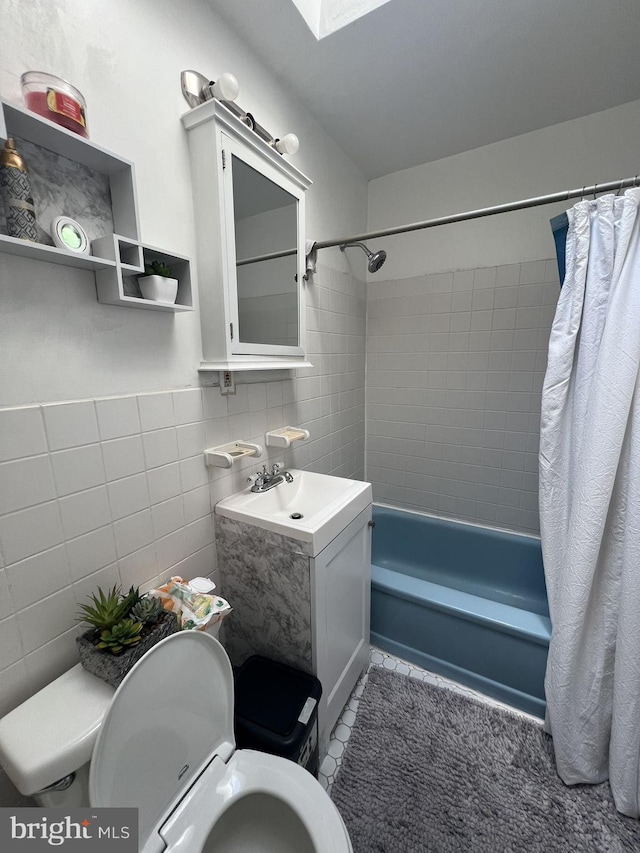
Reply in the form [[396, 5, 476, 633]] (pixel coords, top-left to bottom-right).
[[0, 99, 139, 241], [0, 233, 117, 270], [0, 99, 192, 313], [92, 235, 193, 312]]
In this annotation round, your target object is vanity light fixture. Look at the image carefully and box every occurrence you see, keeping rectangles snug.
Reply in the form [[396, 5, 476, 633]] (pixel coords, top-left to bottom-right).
[[275, 134, 299, 155], [181, 69, 300, 156], [202, 72, 240, 104]]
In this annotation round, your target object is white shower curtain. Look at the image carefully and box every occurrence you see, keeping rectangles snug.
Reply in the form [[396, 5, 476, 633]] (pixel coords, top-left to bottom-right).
[[540, 188, 640, 817]]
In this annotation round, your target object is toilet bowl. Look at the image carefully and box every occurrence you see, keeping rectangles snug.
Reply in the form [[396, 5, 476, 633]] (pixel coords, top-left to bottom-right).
[[89, 631, 352, 853]]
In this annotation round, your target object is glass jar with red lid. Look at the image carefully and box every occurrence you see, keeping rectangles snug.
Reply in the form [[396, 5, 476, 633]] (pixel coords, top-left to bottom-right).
[[20, 72, 88, 138]]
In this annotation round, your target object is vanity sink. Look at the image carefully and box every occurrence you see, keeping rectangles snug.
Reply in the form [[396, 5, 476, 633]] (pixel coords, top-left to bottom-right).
[[215, 469, 372, 555]]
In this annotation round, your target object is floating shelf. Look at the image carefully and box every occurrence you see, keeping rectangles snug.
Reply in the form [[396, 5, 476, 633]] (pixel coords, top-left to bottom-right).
[[0, 99, 192, 313], [0, 233, 117, 270], [265, 427, 310, 448], [0, 98, 139, 241], [0, 99, 136, 177], [92, 235, 193, 312], [204, 441, 263, 469]]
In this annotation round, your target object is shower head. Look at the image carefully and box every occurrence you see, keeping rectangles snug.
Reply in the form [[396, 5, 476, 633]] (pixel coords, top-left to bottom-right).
[[340, 241, 387, 273], [367, 248, 387, 273]]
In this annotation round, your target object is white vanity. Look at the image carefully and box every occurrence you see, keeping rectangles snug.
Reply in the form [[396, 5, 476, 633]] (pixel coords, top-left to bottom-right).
[[214, 471, 372, 750]]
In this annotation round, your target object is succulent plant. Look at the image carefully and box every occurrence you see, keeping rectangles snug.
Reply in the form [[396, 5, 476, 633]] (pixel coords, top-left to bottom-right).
[[96, 619, 143, 655], [145, 260, 173, 278], [130, 595, 164, 625], [77, 585, 141, 632]]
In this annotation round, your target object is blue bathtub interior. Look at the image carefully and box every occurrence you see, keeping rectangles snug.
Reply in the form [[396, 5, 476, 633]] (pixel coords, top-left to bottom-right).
[[370, 505, 550, 718]]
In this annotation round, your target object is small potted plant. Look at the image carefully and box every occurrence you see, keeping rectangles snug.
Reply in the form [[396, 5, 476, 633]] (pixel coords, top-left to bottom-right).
[[76, 585, 178, 687], [138, 259, 179, 304]]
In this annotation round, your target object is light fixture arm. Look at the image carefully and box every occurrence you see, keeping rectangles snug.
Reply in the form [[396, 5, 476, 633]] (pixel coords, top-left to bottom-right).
[[181, 69, 299, 156]]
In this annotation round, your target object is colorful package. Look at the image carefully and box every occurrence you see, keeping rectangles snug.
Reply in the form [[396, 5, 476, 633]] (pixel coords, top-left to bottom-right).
[[149, 576, 231, 633]]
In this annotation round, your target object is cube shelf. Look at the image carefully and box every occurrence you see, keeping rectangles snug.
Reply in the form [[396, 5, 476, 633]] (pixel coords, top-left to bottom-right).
[[0, 98, 192, 312], [92, 235, 193, 312]]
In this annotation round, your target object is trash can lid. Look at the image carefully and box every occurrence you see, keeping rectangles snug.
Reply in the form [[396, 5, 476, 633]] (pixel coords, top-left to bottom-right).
[[234, 656, 321, 738]]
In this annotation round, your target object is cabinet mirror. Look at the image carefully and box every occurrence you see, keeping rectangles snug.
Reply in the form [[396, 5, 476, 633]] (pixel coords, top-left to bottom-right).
[[222, 134, 306, 357]]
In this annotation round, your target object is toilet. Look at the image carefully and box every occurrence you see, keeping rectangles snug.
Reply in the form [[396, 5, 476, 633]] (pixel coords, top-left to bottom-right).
[[0, 631, 352, 853], [0, 661, 115, 808]]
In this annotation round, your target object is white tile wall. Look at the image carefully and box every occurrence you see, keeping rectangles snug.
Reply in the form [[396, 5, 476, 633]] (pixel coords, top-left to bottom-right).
[[95, 396, 141, 440], [42, 401, 100, 451], [59, 486, 111, 541], [0, 260, 366, 802], [0, 455, 56, 514], [66, 527, 117, 581], [101, 435, 146, 481], [0, 572, 13, 621], [113, 508, 155, 558], [6, 547, 72, 609], [147, 462, 182, 505], [51, 445, 105, 497], [366, 259, 559, 533], [142, 428, 179, 470], [137, 392, 176, 432], [0, 502, 64, 565], [0, 406, 47, 462]]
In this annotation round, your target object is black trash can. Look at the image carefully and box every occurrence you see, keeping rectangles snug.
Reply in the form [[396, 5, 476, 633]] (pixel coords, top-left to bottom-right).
[[234, 655, 322, 777]]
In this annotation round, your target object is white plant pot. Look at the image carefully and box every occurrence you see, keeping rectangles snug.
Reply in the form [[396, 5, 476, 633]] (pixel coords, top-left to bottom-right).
[[138, 275, 178, 304]]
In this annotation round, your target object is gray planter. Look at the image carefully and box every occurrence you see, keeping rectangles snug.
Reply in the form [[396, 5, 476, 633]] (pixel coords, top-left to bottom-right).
[[76, 613, 179, 688]]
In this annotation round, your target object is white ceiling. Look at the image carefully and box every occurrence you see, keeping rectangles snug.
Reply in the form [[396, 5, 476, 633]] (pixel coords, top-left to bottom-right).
[[210, 0, 640, 179]]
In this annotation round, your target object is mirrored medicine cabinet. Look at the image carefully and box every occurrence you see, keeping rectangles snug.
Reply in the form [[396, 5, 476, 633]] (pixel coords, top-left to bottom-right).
[[182, 100, 313, 371]]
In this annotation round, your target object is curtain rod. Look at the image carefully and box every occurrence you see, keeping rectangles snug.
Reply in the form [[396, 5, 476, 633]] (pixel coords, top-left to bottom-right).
[[313, 175, 639, 250], [235, 175, 639, 267]]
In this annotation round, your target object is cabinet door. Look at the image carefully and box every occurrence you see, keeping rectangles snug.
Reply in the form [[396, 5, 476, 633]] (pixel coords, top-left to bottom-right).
[[312, 506, 372, 745], [220, 133, 307, 358]]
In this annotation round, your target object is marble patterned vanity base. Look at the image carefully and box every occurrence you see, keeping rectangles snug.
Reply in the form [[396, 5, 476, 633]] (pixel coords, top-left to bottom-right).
[[215, 515, 313, 672]]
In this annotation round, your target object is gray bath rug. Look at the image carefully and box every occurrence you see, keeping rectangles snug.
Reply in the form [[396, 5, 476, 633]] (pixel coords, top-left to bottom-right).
[[330, 667, 640, 852]]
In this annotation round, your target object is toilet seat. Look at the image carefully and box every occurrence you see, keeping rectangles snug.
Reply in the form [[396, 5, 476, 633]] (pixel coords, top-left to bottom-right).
[[89, 631, 351, 853], [160, 749, 352, 853]]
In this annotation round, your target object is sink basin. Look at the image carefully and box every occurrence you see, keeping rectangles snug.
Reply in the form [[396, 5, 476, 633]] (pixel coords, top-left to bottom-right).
[[215, 470, 372, 556]]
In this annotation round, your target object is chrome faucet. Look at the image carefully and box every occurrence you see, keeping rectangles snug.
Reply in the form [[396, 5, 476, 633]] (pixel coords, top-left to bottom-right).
[[248, 463, 294, 493]]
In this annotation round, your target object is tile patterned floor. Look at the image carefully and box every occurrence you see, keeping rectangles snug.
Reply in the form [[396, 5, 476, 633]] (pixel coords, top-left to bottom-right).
[[318, 645, 542, 794]]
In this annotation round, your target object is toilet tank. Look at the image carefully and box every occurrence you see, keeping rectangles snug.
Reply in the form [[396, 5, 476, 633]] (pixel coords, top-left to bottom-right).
[[0, 664, 114, 802]]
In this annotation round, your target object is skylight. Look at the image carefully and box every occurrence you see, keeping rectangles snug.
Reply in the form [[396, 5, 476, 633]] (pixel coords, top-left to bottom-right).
[[290, 0, 393, 40]]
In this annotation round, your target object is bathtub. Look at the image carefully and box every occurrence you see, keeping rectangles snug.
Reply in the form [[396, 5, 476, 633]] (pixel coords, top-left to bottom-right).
[[370, 505, 550, 717]]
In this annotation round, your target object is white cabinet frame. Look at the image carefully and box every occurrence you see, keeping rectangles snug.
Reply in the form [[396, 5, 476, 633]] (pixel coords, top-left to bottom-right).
[[182, 100, 313, 372]]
